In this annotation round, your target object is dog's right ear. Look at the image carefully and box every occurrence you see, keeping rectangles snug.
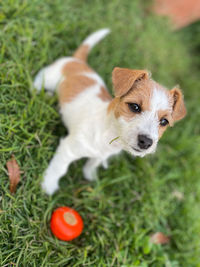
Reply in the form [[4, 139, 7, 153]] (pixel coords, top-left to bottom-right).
[[112, 67, 150, 97]]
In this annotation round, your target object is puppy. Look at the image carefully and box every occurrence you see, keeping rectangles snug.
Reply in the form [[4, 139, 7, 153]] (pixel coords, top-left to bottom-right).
[[34, 29, 186, 195]]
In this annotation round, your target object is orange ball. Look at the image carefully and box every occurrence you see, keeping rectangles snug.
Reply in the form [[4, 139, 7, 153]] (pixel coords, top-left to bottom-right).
[[50, 207, 84, 241]]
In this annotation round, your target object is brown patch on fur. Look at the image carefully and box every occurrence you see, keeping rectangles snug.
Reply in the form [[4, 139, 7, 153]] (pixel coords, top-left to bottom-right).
[[158, 87, 186, 137], [107, 98, 121, 118], [158, 110, 173, 125], [112, 67, 150, 97], [73, 44, 90, 62], [123, 79, 153, 111], [60, 60, 111, 104], [109, 79, 154, 120], [158, 126, 168, 138], [157, 109, 173, 138], [62, 60, 93, 76], [58, 74, 95, 104], [98, 86, 112, 102]]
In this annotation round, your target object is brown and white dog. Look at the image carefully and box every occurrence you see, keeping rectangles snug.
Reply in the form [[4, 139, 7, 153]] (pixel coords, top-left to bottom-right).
[[34, 29, 186, 195]]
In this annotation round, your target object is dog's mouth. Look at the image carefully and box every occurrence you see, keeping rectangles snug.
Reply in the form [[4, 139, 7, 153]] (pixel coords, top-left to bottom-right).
[[132, 147, 142, 153]]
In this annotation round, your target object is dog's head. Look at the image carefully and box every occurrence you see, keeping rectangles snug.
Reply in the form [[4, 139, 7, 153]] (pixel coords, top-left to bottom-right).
[[110, 67, 186, 157]]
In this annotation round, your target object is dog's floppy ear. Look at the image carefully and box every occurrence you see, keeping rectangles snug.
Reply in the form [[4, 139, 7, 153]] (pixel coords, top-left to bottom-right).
[[169, 87, 187, 122], [112, 67, 150, 97]]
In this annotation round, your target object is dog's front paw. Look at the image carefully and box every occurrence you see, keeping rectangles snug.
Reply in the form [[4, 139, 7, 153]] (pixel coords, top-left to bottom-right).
[[41, 178, 59, 195]]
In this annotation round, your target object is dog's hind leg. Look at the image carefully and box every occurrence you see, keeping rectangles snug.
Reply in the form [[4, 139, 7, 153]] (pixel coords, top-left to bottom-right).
[[33, 58, 73, 94], [42, 135, 83, 195]]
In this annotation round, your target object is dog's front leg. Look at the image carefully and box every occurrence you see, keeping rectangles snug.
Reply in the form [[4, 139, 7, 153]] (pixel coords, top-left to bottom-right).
[[42, 136, 83, 195], [83, 158, 103, 181]]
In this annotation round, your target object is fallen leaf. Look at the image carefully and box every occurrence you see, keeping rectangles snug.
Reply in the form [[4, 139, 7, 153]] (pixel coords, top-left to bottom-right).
[[6, 155, 20, 194], [74, 186, 93, 196], [172, 190, 184, 200], [150, 232, 170, 244]]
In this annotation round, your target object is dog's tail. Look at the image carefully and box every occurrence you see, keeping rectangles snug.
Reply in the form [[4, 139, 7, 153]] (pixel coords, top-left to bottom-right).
[[73, 28, 110, 62]]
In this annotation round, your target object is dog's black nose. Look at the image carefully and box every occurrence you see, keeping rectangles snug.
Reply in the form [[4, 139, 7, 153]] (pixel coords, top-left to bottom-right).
[[138, 135, 153, 150]]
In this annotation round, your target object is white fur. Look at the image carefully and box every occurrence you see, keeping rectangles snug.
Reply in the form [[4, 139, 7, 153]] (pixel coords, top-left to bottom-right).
[[151, 87, 170, 112], [60, 84, 122, 157], [83, 28, 110, 50], [42, 85, 122, 194], [34, 29, 172, 195], [34, 57, 80, 92]]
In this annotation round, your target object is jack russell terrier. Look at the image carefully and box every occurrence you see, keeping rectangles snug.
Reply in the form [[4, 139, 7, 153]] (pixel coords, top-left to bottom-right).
[[34, 29, 186, 195]]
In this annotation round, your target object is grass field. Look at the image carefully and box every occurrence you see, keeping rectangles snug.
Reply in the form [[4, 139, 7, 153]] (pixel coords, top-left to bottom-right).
[[0, 0, 200, 266]]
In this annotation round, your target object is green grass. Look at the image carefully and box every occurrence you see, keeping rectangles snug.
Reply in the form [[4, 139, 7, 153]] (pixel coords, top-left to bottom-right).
[[0, 0, 200, 266]]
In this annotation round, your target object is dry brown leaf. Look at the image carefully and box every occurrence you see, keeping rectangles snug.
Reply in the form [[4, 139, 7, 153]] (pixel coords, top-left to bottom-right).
[[172, 190, 184, 200], [150, 232, 170, 245], [6, 155, 20, 194]]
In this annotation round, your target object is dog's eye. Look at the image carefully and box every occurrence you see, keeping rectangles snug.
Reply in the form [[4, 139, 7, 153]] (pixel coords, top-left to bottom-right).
[[128, 103, 141, 113], [160, 118, 169, 126]]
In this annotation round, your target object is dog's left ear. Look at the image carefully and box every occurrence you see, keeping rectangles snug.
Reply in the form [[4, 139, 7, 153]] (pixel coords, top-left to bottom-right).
[[169, 87, 187, 122], [112, 67, 150, 97]]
